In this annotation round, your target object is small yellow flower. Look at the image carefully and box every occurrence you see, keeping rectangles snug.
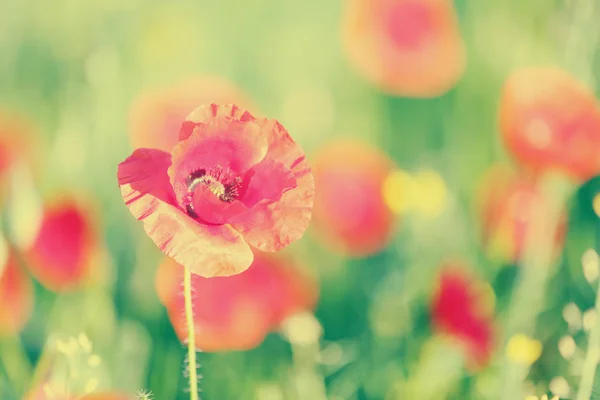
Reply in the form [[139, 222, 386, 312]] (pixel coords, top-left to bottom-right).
[[506, 334, 543, 365], [382, 169, 416, 215]]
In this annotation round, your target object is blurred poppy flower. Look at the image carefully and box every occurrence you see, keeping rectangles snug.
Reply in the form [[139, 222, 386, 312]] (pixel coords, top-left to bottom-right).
[[129, 76, 251, 152], [156, 251, 318, 351], [430, 265, 495, 368], [79, 394, 132, 400], [499, 66, 600, 181], [0, 112, 39, 201], [118, 104, 314, 277], [477, 165, 566, 263], [0, 248, 33, 335], [311, 139, 395, 257], [342, 0, 466, 97], [23, 196, 99, 292]]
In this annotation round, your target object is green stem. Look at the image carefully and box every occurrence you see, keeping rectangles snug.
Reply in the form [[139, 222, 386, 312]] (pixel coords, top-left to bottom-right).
[[183, 266, 199, 400], [500, 174, 573, 400], [576, 268, 600, 400], [0, 335, 32, 397]]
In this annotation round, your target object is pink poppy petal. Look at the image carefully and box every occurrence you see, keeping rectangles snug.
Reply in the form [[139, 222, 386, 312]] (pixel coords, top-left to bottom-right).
[[117, 148, 178, 217], [169, 119, 268, 209], [241, 159, 297, 208], [179, 103, 256, 142], [191, 184, 248, 225], [118, 149, 253, 277]]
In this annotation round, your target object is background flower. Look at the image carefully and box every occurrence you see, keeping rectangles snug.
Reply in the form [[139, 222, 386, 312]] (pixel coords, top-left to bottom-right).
[[155, 251, 318, 351]]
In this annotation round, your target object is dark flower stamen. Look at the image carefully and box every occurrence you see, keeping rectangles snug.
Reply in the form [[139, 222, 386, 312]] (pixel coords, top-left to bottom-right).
[[184, 165, 243, 218]]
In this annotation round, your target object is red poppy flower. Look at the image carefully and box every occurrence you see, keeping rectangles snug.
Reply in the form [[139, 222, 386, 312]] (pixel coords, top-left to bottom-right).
[[342, 0, 466, 97], [155, 251, 318, 352], [118, 104, 314, 277], [430, 265, 495, 367], [23, 196, 99, 292], [311, 139, 395, 257], [477, 165, 566, 263], [500, 66, 600, 181], [129, 76, 252, 153], [0, 249, 33, 335]]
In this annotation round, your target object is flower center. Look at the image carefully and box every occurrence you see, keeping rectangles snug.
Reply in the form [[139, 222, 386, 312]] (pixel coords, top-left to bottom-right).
[[184, 166, 242, 218]]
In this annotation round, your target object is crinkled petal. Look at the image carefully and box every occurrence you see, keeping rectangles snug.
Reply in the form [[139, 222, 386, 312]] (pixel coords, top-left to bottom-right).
[[231, 119, 314, 252], [191, 184, 248, 225], [169, 119, 268, 208], [118, 148, 253, 277], [179, 103, 256, 142]]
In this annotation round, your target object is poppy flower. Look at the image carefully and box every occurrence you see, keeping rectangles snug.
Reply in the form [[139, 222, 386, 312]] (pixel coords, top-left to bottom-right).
[[499, 66, 600, 181], [311, 139, 395, 257], [0, 248, 34, 335], [0, 112, 39, 202], [23, 196, 99, 292], [477, 165, 566, 263], [155, 251, 318, 352], [129, 76, 251, 152], [342, 0, 466, 97], [430, 264, 495, 368], [118, 104, 314, 277]]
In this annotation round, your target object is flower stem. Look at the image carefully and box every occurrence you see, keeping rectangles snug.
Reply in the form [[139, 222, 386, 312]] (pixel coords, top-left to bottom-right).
[[500, 173, 573, 400], [576, 268, 600, 400], [183, 265, 199, 400]]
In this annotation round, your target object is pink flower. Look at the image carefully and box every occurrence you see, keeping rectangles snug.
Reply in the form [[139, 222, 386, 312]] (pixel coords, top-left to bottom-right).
[[129, 76, 252, 152], [342, 0, 466, 97], [477, 165, 566, 263], [311, 139, 395, 257], [499, 66, 600, 181], [430, 264, 495, 368], [155, 251, 318, 351], [24, 195, 99, 292], [118, 104, 314, 277]]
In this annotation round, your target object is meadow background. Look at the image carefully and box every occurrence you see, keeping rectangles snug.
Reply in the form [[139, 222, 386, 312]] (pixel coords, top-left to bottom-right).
[[1, 0, 600, 399]]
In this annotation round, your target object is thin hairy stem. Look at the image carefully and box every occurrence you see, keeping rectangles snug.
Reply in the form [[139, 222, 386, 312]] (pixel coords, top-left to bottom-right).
[[183, 266, 199, 400]]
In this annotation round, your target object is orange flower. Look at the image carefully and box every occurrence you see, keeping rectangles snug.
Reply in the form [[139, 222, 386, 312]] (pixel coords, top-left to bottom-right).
[[500, 66, 600, 181], [129, 76, 251, 152], [156, 251, 318, 352], [0, 248, 34, 335], [311, 139, 395, 257], [24, 195, 99, 292], [477, 165, 566, 263], [0, 111, 39, 202], [342, 0, 466, 97]]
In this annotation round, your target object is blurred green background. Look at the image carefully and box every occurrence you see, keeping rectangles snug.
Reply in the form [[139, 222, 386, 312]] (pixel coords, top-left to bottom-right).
[[1, 0, 600, 399]]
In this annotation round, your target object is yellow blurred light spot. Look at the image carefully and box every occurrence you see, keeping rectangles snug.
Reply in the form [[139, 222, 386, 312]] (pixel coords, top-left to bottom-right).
[[506, 334, 542, 365], [583, 309, 597, 332], [280, 312, 322, 345], [43, 384, 55, 399], [412, 169, 448, 218], [88, 354, 102, 367], [525, 396, 538, 400], [84, 377, 98, 394], [382, 169, 416, 215], [549, 376, 570, 398], [593, 193, 600, 217], [563, 302, 582, 332], [582, 249, 600, 283], [558, 335, 577, 359], [78, 332, 92, 353]]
